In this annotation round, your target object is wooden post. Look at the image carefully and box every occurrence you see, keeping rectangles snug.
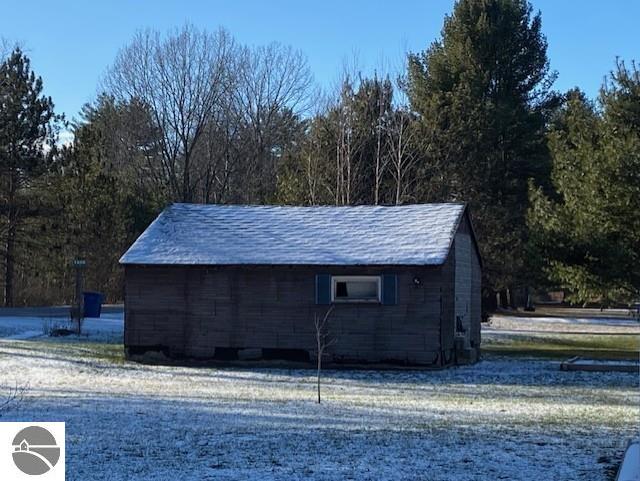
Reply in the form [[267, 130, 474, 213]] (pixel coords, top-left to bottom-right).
[[72, 259, 86, 334]]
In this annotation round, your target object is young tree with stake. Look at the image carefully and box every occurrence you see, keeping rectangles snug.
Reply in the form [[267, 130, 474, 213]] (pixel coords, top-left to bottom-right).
[[314, 306, 334, 404]]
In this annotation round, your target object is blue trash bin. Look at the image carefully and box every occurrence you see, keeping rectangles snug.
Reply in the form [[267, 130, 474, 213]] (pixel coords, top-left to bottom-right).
[[83, 292, 103, 318]]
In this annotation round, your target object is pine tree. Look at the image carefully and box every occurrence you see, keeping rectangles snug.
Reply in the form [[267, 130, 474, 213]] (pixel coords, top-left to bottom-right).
[[0, 49, 59, 306], [407, 0, 559, 300], [529, 62, 640, 305], [46, 96, 162, 302]]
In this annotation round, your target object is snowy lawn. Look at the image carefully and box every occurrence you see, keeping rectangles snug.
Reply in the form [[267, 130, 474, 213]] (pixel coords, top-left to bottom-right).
[[0, 312, 124, 342], [483, 314, 640, 359], [0, 312, 638, 480]]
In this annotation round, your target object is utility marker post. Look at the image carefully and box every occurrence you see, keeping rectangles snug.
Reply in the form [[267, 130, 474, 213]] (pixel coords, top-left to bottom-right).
[[72, 259, 86, 335]]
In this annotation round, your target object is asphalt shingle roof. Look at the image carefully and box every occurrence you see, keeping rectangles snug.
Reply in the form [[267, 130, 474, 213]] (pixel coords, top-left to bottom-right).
[[119, 203, 467, 266]]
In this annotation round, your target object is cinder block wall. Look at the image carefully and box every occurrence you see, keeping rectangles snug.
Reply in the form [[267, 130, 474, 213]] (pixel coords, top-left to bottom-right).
[[124, 264, 448, 365]]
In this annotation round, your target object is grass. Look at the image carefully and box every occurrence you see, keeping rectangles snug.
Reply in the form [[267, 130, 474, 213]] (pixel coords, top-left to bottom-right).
[[0, 338, 126, 364], [63, 341, 126, 364], [5, 330, 636, 366], [482, 332, 640, 360]]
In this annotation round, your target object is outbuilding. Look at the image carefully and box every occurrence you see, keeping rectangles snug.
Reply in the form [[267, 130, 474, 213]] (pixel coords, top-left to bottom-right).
[[120, 203, 482, 366]]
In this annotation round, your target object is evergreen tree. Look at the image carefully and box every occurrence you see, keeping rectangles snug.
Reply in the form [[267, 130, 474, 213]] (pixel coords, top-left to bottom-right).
[[0, 49, 60, 306], [407, 0, 559, 299], [529, 62, 640, 305], [48, 97, 162, 302], [15, 96, 162, 306]]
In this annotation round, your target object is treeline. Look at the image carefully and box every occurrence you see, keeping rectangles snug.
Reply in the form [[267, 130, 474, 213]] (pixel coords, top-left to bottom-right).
[[0, 0, 638, 307]]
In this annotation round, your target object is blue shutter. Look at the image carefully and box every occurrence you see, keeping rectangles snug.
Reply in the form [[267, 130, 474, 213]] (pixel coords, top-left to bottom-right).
[[315, 274, 332, 305], [382, 274, 398, 305]]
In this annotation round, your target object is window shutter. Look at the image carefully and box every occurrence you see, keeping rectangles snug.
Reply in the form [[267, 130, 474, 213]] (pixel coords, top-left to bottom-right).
[[315, 274, 331, 305], [382, 274, 398, 305]]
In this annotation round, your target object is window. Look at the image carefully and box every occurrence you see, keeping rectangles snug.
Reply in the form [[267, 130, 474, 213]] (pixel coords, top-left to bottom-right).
[[331, 276, 381, 303]]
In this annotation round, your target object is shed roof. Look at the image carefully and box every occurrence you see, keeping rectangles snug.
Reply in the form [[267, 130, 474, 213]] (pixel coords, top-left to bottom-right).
[[120, 203, 470, 266]]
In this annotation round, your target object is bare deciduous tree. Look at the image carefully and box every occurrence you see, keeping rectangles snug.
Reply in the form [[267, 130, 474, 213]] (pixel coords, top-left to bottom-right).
[[106, 29, 313, 205], [0, 381, 27, 417], [0, 38, 16, 61], [313, 306, 334, 404], [373, 78, 391, 205], [303, 134, 323, 205], [386, 107, 420, 205], [234, 42, 313, 202], [333, 77, 364, 205], [105, 24, 235, 202], [326, 65, 395, 206]]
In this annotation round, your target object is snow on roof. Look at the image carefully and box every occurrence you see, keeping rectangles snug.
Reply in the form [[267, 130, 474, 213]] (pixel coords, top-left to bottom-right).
[[119, 203, 467, 266]]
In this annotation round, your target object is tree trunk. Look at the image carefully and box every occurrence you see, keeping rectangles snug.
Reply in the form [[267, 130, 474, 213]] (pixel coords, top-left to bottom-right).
[[317, 354, 321, 404], [508, 287, 518, 309], [182, 152, 191, 203], [316, 331, 322, 403], [3, 175, 17, 308], [4, 222, 15, 308], [374, 123, 382, 205], [498, 290, 509, 309], [394, 120, 404, 205]]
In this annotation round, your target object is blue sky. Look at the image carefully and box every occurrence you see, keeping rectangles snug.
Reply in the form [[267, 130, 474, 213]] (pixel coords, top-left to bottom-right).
[[1, 0, 638, 122]]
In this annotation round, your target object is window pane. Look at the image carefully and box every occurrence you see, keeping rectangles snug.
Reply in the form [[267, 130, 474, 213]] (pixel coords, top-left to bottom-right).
[[347, 281, 378, 299], [333, 276, 380, 302], [336, 281, 348, 298], [334, 279, 378, 300]]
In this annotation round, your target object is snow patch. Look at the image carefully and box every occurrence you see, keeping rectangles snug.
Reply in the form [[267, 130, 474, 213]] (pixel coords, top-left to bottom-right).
[[0, 313, 123, 341], [6, 330, 43, 340], [487, 315, 640, 334]]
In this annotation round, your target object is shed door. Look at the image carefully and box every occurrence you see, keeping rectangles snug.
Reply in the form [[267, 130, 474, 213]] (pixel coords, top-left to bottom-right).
[[454, 232, 472, 346]]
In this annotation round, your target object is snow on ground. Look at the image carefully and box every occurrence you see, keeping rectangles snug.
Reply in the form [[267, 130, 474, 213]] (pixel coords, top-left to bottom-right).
[[0, 312, 637, 480], [0, 312, 123, 341], [568, 359, 640, 366], [485, 314, 640, 335]]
